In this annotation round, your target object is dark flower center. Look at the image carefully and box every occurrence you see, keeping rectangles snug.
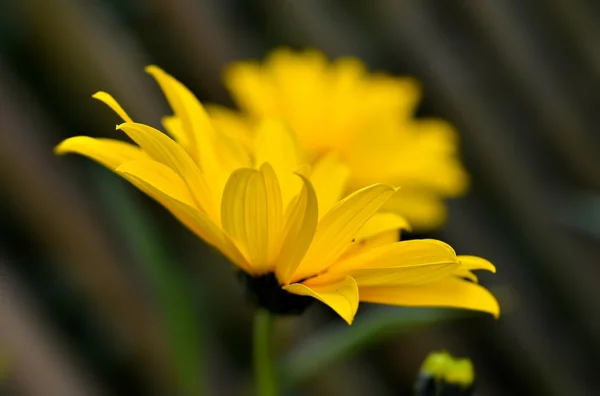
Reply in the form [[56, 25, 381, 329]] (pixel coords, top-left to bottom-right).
[[239, 272, 314, 315]]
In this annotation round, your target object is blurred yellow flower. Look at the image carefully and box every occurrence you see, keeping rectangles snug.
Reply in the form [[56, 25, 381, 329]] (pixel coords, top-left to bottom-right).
[[219, 48, 469, 230], [56, 67, 498, 324], [416, 350, 475, 395]]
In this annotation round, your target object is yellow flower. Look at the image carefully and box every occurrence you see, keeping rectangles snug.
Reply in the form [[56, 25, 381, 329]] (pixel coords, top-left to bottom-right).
[[416, 350, 475, 395], [218, 48, 469, 230], [56, 67, 498, 324]]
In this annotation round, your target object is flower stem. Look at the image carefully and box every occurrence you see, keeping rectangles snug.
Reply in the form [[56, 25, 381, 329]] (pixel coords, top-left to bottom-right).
[[254, 309, 278, 396]]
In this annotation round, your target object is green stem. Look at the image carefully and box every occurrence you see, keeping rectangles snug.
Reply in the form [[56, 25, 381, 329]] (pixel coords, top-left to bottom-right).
[[253, 309, 278, 396]]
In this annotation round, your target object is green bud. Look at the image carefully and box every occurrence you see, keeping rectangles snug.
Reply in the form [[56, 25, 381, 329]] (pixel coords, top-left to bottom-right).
[[415, 350, 475, 396]]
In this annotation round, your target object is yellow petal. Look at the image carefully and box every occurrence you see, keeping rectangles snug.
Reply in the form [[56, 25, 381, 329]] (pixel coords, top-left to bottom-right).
[[55, 136, 147, 170], [458, 256, 496, 273], [162, 116, 190, 149], [116, 122, 217, 220], [92, 92, 134, 123], [349, 261, 460, 287], [275, 174, 318, 285], [359, 278, 500, 318], [146, 66, 198, 149], [254, 119, 301, 207], [285, 276, 359, 325], [454, 270, 478, 283], [339, 213, 411, 262], [146, 66, 227, 202], [310, 154, 350, 217], [116, 160, 249, 272], [221, 167, 283, 273], [224, 61, 275, 117], [355, 212, 411, 239], [221, 168, 255, 263], [205, 104, 254, 152], [315, 239, 458, 285], [330, 239, 456, 274], [117, 160, 196, 207], [261, 163, 284, 263], [292, 184, 396, 282]]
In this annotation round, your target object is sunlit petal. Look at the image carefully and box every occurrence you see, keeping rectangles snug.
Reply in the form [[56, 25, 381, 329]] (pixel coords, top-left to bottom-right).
[[285, 276, 359, 324]]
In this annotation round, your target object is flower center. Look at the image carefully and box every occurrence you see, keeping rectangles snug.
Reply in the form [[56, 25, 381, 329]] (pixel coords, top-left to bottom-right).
[[240, 272, 314, 315]]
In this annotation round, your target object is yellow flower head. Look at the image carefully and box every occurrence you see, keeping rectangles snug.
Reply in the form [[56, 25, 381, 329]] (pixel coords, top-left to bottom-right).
[[219, 48, 469, 230], [56, 67, 498, 324]]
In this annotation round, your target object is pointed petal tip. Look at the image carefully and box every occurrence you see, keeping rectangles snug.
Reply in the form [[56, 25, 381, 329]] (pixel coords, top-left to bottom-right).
[[144, 65, 161, 74], [458, 256, 497, 273]]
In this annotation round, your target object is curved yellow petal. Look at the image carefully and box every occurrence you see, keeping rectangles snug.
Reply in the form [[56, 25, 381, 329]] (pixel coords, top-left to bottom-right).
[[116, 122, 217, 220], [117, 160, 196, 207], [310, 154, 350, 217], [221, 168, 256, 265], [116, 160, 249, 272], [162, 116, 190, 149], [275, 174, 318, 285], [146, 66, 227, 202], [285, 276, 359, 325], [329, 239, 457, 277], [55, 136, 147, 170], [359, 278, 500, 318], [254, 119, 301, 206], [92, 91, 133, 123], [458, 256, 496, 273], [221, 166, 283, 273], [356, 212, 411, 239], [293, 184, 396, 282], [348, 261, 460, 287]]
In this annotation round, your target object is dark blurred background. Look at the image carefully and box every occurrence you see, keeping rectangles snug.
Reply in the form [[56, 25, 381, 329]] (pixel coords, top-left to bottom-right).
[[1, 1, 600, 395]]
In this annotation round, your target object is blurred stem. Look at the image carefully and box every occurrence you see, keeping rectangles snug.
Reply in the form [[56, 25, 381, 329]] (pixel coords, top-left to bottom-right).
[[254, 309, 278, 396]]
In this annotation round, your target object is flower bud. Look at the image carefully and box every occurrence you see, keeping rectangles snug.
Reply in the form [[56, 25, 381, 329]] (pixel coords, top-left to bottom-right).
[[415, 350, 475, 396]]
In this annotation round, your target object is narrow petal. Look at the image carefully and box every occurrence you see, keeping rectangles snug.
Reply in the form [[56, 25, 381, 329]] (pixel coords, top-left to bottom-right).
[[359, 278, 500, 318], [328, 239, 458, 279], [275, 174, 318, 285], [348, 262, 460, 287], [458, 256, 496, 273], [92, 92, 133, 123], [340, 212, 410, 259], [116, 160, 249, 272], [117, 160, 196, 207], [254, 119, 301, 206], [55, 136, 147, 170], [355, 212, 411, 240], [310, 154, 350, 217], [162, 116, 190, 149], [146, 66, 228, 201], [116, 122, 217, 220], [284, 276, 359, 324], [292, 184, 396, 282]]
